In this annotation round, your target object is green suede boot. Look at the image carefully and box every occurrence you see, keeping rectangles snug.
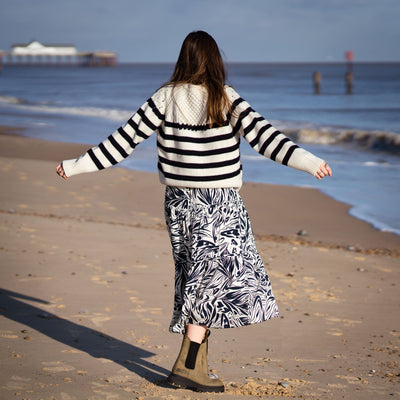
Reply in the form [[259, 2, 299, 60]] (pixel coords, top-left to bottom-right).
[[167, 332, 224, 392]]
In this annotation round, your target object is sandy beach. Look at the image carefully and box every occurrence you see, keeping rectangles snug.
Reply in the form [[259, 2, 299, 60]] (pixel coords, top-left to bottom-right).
[[1, 129, 399, 400]]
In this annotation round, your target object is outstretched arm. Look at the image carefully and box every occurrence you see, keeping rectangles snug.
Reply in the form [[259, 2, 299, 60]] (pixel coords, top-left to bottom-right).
[[227, 87, 332, 179], [56, 89, 166, 179]]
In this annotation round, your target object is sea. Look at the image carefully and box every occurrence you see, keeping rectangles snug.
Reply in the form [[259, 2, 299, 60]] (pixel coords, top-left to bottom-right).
[[0, 63, 399, 236]]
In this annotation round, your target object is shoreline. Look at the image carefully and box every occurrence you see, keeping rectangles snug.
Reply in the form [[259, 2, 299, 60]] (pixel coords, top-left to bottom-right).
[[1, 128, 399, 255]]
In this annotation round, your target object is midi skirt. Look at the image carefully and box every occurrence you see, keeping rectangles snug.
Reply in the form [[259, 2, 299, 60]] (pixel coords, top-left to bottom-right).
[[164, 186, 279, 334]]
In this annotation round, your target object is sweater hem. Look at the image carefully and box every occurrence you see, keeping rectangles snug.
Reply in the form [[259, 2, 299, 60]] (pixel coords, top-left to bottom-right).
[[159, 171, 243, 189]]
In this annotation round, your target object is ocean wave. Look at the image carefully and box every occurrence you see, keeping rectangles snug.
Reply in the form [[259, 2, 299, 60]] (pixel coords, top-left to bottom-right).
[[243, 155, 400, 169], [0, 95, 132, 122], [286, 128, 400, 155], [0, 95, 24, 104], [1, 94, 399, 155], [317, 159, 400, 169]]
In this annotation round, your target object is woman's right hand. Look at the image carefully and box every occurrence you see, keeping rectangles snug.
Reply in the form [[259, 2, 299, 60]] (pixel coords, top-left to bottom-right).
[[314, 161, 332, 180], [56, 163, 68, 180]]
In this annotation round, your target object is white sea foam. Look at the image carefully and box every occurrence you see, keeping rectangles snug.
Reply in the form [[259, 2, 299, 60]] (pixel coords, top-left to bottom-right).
[[0, 95, 22, 104], [286, 128, 400, 155], [1, 94, 399, 155], [0, 95, 132, 122], [349, 206, 400, 237]]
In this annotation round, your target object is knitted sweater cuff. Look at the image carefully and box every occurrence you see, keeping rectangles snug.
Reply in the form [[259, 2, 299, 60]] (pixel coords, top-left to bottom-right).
[[62, 156, 97, 178], [288, 148, 324, 176]]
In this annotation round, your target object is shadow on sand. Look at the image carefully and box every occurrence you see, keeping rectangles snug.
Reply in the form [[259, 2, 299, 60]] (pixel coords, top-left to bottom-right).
[[0, 288, 171, 384]]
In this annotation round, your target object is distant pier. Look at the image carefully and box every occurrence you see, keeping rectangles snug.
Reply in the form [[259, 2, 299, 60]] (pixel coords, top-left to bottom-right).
[[0, 40, 117, 67]]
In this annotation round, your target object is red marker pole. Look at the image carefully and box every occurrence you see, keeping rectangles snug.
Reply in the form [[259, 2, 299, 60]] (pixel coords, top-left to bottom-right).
[[345, 51, 354, 95]]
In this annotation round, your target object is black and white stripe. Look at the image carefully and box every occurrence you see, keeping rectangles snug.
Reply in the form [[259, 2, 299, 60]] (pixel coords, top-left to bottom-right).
[[63, 84, 322, 185]]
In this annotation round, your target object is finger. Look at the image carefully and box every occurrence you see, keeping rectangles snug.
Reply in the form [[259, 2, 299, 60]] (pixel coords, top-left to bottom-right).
[[318, 167, 329, 179], [320, 165, 329, 175], [325, 164, 332, 176], [321, 162, 332, 178]]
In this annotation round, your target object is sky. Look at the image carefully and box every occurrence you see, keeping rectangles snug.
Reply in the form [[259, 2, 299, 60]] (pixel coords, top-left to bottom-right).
[[0, 0, 399, 63]]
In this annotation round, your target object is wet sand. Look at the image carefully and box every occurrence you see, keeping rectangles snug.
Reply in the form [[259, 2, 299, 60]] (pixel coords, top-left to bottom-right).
[[1, 130, 399, 399]]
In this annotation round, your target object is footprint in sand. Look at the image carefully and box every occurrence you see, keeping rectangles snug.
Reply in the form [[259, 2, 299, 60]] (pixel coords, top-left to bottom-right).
[[327, 329, 344, 337], [17, 276, 54, 282], [17, 173, 28, 181], [336, 374, 368, 384], [18, 225, 36, 232], [59, 393, 77, 400], [226, 380, 295, 397], [97, 201, 117, 211], [61, 349, 82, 354], [0, 160, 14, 172], [0, 331, 19, 339], [91, 271, 127, 285], [306, 288, 342, 303], [140, 317, 161, 327], [377, 267, 393, 273], [132, 264, 148, 269], [6, 376, 32, 390], [90, 315, 111, 328], [91, 276, 110, 286], [129, 296, 145, 305], [46, 185, 58, 193], [325, 317, 362, 327], [104, 374, 131, 384], [67, 191, 89, 202], [42, 361, 75, 373]]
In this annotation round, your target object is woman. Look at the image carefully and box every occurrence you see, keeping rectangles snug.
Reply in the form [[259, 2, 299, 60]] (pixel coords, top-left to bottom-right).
[[57, 31, 332, 393]]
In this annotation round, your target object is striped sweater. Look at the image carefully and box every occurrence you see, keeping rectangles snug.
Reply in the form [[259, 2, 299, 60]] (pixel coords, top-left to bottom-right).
[[62, 84, 324, 188]]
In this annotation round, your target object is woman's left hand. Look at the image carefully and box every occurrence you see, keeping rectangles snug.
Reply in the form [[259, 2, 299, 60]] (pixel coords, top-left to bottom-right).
[[315, 161, 332, 180], [56, 163, 68, 180]]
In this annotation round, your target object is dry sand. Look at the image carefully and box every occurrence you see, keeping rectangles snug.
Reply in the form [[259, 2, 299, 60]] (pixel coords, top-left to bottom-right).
[[1, 129, 399, 399]]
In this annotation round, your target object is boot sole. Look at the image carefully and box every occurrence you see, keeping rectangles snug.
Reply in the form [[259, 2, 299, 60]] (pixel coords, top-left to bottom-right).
[[167, 373, 225, 393]]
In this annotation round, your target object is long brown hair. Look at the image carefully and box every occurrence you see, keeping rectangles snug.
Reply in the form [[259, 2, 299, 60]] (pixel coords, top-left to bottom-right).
[[168, 31, 230, 126]]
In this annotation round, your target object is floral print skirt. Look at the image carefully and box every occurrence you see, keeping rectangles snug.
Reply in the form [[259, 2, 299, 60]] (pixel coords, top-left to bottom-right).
[[164, 186, 279, 334]]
